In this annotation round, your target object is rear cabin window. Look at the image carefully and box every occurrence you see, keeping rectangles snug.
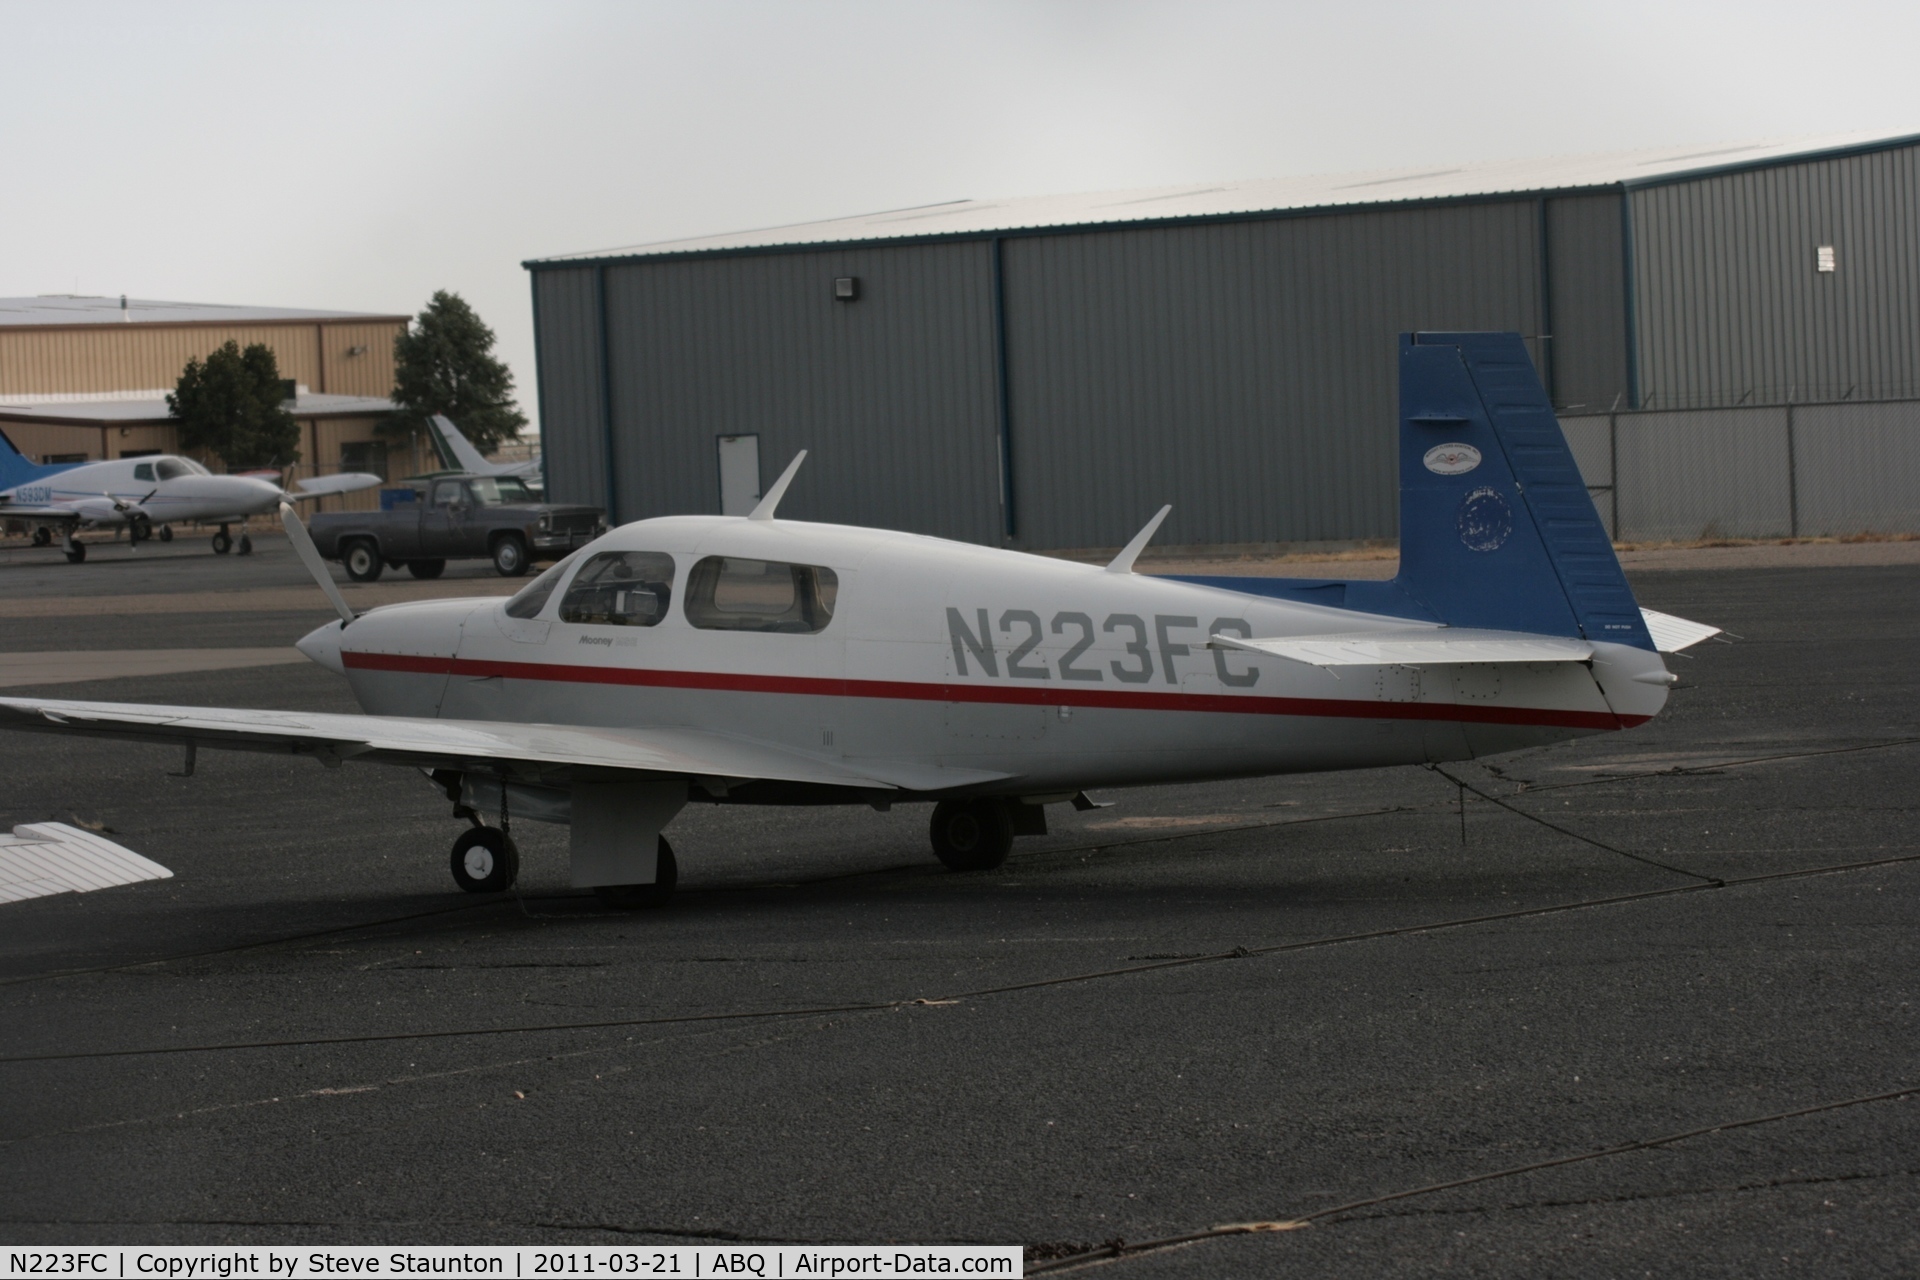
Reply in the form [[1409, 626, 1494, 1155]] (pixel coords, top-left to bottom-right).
[[559, 551, 676, 627], [684, 556, 838, 634], [503, 551, 580, 619]]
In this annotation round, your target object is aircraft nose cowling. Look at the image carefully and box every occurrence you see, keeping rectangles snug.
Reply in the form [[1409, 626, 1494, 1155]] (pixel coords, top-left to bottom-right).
[[297, 619, 346, 675]]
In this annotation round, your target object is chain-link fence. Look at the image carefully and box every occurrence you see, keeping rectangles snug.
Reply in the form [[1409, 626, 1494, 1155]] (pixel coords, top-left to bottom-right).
[[1560, 399, 1920, 541]]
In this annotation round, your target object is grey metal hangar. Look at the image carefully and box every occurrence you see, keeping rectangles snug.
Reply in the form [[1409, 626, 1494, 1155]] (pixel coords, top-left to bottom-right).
[[521, 129, 1920, 555]]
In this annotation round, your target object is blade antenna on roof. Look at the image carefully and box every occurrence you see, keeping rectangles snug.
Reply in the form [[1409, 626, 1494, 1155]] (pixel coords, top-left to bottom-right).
[[748, 450, 808, 521], [1105, 505, 1172, 573]]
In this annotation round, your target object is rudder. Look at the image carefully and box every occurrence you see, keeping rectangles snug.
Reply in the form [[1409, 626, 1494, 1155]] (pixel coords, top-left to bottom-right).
[[0, 427, 64, 491], [1393, 333, 1653, 651]]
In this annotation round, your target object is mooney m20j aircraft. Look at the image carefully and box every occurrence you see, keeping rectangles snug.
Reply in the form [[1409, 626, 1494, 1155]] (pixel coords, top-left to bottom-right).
[[0, 334, 1717, 907], [0, 431, 379, 562]]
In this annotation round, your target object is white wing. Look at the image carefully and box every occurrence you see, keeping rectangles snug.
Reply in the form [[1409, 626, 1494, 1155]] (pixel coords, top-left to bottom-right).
[[0, 821, 172, 904], [0, 696, 1002, 793], [1211, 628, 1594, 668]]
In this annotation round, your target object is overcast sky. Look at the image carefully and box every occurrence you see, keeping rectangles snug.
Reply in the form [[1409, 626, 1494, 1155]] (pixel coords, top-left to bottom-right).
[[6, 1, 1917, 432]]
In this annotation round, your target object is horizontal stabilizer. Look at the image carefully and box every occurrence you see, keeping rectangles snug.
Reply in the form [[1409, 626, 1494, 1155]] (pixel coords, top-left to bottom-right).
[[1639, 608, 1722, 654], [1211, 628, 1594, 668], [0, 821, 172, 904]]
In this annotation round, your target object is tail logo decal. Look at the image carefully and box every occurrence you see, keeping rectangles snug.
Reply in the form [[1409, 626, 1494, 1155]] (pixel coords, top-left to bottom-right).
[[1423, 443, 1482, 475], [1458, 487, 1513, 552]]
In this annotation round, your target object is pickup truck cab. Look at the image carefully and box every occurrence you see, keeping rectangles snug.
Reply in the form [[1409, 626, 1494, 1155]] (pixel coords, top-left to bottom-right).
[[309, 474, 605, 581]]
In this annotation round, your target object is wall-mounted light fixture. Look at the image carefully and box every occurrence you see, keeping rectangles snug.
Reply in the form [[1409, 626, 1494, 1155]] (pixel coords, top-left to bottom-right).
[[345, 344, 369, 356], [834, 277, 860, 302], [1817, 245, 1836, 273]]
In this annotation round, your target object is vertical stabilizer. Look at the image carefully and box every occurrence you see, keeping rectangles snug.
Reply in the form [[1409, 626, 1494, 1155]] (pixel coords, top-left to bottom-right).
[[1393, 333, 1653, 650], [0, 428, 67, 492]]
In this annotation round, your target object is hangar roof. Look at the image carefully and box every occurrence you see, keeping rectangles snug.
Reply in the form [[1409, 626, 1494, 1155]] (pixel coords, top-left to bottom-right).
[[529, 129, 1920, 266], [0, 296, 407, 329], [0, 391, 395, 427]]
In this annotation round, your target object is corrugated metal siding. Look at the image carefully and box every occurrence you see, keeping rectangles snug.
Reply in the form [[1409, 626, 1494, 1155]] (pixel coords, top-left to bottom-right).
[[315, 323, 404, 398], [1544, 196, 1629, 412], [1632, 145, 1920, 408], [596, 242, 1001, 539], [531, 268, 608, 510], [1000, 201, 1545, 548], [0, 322, 404, 398]]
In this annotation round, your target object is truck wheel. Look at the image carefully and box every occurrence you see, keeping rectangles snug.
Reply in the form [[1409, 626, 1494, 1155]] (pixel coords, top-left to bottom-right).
[[407, 559, 446, 580], [343, 539, 384, 582], [491, 535, 529, 577]]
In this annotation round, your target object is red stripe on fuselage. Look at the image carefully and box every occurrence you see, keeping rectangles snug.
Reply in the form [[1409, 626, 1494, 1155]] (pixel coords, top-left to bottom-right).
[[342, 650, 1643, 731]]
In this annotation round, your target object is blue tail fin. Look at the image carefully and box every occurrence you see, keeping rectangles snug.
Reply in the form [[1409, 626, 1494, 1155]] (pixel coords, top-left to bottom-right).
[[1394, 332, 1653, 650], [0, 427, 65, 491]]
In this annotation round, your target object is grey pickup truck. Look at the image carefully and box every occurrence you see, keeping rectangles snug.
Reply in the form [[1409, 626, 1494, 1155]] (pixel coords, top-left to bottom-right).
[[309, 474, 605, 581]]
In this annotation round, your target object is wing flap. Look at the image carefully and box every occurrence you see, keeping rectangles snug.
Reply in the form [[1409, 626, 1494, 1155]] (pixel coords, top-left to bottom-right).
[[0, 697, 897, 791], [1639, 608, 1722, 653], [1212, 628, 1594, 668]]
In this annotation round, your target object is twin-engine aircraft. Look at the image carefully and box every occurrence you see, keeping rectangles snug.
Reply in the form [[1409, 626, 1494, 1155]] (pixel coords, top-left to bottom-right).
[[0, 334, 1717, 907], [0, 432, 379, 561]]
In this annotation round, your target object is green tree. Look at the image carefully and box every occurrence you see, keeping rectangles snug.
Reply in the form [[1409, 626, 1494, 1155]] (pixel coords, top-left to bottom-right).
[[386, 290, 528, 456], [167, 341, 301, 470]]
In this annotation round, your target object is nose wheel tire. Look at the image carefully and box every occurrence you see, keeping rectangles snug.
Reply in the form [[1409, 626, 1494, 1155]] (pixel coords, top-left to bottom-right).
[[158, 524, 173, 543], [929, 799, 1014, 871], [593, 837, 678, 910], [451, 826, 519, 893], [238, 534, 253, 555], [63, 540, 86, 564], [343, 539, 384, 581]]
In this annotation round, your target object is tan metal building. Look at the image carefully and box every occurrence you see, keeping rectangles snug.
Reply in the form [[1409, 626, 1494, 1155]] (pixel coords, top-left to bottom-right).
[[0, 295, 418, 499]]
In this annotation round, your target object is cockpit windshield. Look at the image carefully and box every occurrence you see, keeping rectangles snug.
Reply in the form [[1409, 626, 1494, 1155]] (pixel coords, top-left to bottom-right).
[[469, 476, 534, 505], [154, 458, 193, 480]]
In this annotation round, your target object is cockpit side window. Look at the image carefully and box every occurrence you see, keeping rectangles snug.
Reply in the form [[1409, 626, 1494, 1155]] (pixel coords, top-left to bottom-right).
[[503, 551, 580, 619], [132, 463, 155, 482], [154, 459, 190, 480], [684, 556, 838, 634], [559, 551, 677, 627]]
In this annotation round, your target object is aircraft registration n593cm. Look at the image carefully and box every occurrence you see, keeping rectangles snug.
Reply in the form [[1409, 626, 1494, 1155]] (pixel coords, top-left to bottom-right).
[[0, 334, 1718, 907]]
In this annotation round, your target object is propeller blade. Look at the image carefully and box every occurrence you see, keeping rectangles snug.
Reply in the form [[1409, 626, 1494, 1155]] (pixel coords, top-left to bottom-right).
[[278, 501, 356, 626]]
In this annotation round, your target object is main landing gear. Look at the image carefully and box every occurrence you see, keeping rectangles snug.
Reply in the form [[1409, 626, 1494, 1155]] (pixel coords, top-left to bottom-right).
[[210, 524, 252, 555], [929, 799, 1015, 872], [60, 527, 85, 564], [442, 801, 679, 910], [594, 837, 678, 910]]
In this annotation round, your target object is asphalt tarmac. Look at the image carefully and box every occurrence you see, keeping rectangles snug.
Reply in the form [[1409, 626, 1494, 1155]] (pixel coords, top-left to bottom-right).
[[0, 550, 1916, 1275]]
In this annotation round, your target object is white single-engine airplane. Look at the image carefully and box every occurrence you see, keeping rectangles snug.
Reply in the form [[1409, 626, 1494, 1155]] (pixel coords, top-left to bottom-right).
[[0, 431, 380, 562], [0, 334, 1718, 907]]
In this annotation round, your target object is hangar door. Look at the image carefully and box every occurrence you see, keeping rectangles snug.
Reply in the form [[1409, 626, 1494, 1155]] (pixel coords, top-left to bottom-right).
[[717, 434, 761, 515]]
